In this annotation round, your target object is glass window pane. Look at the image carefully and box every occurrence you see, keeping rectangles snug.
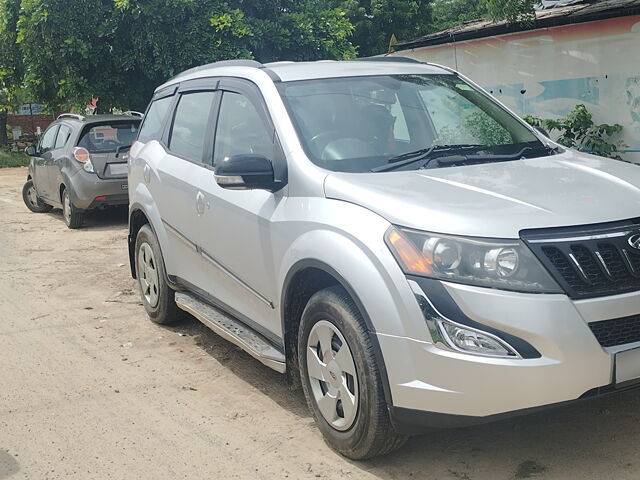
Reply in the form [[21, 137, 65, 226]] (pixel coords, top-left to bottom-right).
[[39, 126, 58, 152], [78, 123, 140, 153], [54, 125, 71, 149], [213, 92, 275, 165], [138, 96, 173, 143], [169, 91, 216, 162]]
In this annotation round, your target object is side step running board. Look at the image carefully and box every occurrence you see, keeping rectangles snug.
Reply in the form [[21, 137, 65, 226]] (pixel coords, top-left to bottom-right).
[[175, 292, 286, 373]]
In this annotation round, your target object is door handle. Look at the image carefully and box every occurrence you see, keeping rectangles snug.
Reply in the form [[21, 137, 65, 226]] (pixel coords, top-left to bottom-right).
[[196, 191, 205, 215], [143, 164, 151, 183]]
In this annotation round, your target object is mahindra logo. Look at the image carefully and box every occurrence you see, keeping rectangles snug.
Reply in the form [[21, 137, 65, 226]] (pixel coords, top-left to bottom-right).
[[628, 233, 640, 250]]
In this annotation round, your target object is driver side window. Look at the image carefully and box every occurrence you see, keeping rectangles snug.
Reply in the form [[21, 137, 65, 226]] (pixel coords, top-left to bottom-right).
[[213, 92, 278, 166], [39, 125, 59, 153]]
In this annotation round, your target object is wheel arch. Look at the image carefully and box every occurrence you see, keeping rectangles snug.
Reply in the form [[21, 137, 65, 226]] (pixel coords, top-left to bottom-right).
[[280, 259, 394, 406], [128, 204, 152, 279]]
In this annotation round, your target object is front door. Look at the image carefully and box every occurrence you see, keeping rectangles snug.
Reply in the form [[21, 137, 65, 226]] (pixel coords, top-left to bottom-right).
[[34, 124, 59, 201], [192, 80, 287, 341]]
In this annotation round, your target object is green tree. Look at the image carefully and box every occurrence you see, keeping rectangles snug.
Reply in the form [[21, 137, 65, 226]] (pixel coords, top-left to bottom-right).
[[342, 0, 433, 57], [430, 0, 487, 32], [0, 0, 356, 112], [482, 0, 535, 24]]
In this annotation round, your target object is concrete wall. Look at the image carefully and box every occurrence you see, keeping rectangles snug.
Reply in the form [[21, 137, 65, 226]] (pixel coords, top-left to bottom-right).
[[394, 16, 640, 162]]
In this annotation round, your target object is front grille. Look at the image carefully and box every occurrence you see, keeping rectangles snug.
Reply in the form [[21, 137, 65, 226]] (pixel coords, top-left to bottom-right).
[[589, 315, 640, 348], [523, 219, 640, 299]]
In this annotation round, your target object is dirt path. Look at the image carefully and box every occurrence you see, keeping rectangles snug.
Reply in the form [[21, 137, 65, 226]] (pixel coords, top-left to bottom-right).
[[1, 166, 640, 480]]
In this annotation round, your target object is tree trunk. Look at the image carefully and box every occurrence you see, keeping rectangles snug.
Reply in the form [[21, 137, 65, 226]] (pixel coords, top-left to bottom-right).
[[0, 111, 7, 146]]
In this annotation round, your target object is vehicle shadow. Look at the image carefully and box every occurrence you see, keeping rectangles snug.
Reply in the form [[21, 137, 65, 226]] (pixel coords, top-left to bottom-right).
[[159, 314, 310, 419], [45, 206, 128, 230], [160, 311, 640, 478]]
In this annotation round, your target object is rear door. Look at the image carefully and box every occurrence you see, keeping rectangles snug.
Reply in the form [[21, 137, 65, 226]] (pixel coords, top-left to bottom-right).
[[146, 80, 219, 288], [45, 124, 72, 196], [34, 124, 59, 201]]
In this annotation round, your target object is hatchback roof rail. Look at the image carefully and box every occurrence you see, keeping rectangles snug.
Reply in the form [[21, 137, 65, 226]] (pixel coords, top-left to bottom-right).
[[122, 110, 144, 117], [354, 55, 425, 64], [57, 113, 85, 121]]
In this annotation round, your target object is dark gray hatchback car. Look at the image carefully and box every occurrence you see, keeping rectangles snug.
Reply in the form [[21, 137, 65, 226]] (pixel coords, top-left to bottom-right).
[[22, 113, 141, 228]]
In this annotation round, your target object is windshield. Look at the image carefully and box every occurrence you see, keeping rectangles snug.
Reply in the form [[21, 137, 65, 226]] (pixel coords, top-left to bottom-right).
[[277, 74, 546, 173], [78, 122, 140, 154]]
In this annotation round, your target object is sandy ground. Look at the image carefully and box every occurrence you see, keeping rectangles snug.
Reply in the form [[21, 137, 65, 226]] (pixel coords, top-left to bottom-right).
[[2, 166, 640, 480]]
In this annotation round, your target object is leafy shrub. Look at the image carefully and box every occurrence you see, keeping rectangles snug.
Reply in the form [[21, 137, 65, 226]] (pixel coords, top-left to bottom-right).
[[523, 104, 625, 160]]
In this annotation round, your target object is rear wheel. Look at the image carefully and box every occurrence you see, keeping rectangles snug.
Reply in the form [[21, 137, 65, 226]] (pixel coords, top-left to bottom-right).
[[135, 224, 183, 325], [298, 286, 407, 459], [22, 180, 52, 213], [61, 189, 84, 229]]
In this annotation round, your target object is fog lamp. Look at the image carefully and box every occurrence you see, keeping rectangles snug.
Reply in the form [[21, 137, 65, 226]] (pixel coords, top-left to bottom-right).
[[439, 320, 517, 357]]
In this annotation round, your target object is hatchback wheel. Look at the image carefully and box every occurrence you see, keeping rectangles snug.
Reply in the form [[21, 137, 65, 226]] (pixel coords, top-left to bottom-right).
[[61, 189, 84, 229], [135, 224, 183, 325], [22, 180, 52, 213], [298, 286, 407, 459]]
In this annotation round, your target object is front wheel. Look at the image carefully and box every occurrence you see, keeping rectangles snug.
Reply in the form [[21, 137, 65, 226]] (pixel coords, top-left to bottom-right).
[[61, 189, 84, 229], [22, 180, 52, 213], [298, 286, 407, 459]]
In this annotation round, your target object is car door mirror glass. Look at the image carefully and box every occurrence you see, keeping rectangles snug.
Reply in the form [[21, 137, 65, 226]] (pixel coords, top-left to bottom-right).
[[25, 145, 37, 156], [214, 154, 276, 191]]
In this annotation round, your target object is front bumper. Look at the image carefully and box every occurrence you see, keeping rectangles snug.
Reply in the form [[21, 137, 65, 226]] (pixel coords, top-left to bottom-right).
[[380, 276, 640, 429], [68, 169, 129, 209]]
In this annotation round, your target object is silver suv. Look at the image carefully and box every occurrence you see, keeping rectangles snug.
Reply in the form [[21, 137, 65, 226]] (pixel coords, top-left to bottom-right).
[[128, 57, 640, 459]]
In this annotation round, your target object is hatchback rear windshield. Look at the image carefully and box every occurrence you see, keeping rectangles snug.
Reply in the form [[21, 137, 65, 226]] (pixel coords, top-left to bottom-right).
[[78, 122, 140, 153]]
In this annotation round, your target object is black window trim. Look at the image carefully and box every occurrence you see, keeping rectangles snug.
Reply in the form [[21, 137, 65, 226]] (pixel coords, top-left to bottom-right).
[[53, 123, 72, 151], [163, 78, 220, 166]]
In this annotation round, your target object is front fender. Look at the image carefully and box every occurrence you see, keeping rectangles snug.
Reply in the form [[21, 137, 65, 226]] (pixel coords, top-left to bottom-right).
[[277, 210, 428, 342]]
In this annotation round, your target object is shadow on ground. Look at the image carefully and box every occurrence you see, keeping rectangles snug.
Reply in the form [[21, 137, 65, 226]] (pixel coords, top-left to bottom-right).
[[0, 450, 19, 479]]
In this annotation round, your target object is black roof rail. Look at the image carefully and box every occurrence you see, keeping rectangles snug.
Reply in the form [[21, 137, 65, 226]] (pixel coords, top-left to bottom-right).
[[354, 55, 425, 64]]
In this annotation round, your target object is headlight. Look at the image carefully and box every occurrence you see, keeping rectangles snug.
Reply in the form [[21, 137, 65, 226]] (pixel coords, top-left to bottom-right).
[[386, 226, 561, 293]]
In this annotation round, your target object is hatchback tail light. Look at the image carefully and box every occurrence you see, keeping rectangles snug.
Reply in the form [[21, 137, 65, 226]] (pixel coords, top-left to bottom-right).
[[73, 147, 95, 173]]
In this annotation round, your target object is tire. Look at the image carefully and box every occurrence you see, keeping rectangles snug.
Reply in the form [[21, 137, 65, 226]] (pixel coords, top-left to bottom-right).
[[61, 188, 84, 229], [134, 224, 183, 325], [22, 180, 53, 213], [298, 286, 407, 459]]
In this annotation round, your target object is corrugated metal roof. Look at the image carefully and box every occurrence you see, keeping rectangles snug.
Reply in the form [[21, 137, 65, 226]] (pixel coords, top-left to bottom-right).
[[394, 0, 640, 51]]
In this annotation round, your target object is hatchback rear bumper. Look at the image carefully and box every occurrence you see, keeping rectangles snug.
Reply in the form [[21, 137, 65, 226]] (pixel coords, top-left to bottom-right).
[[68, 170, 129, 209]]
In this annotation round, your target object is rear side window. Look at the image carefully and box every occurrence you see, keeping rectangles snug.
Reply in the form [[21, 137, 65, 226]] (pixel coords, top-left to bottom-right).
[[138, 96, 173, 143], [54, 125, 71, 149], [39, 125, 59, 153], [169, 91, 216, 163], [78, 123, 139, 153]]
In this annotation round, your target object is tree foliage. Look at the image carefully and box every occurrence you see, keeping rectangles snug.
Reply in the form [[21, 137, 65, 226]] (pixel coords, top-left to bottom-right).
[[524, 105, 626, 160], [482, 0, 535, 24], [0, 0, 356, 112], [342, 0, 433, 57], [430, 0, 487, 32]]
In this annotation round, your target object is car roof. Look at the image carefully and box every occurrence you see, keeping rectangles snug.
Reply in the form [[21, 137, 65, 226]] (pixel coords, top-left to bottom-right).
[[156, 57, 453, 92], [57, 114, 142, 126]]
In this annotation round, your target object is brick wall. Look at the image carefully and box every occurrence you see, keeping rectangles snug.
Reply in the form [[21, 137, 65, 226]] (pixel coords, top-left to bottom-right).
[[7, 113, 56, 138]]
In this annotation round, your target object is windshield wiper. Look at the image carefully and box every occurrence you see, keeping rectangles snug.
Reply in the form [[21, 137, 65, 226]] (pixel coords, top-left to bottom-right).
[[370, 144, 483, 173], [433, 146, 534, 167]]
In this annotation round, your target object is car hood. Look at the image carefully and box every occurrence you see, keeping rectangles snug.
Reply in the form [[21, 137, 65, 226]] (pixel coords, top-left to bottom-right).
[[323, 150, 640, 238]]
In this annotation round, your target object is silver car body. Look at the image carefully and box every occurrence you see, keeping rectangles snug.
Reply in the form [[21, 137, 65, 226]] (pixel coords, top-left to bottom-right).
[[129, 59, 640, 427]]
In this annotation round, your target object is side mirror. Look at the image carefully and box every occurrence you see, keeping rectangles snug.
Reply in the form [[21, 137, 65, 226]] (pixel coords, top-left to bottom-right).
[[534, 126, 550, 138], [214, 154, 277, 191], [25, 145, 37, 156]]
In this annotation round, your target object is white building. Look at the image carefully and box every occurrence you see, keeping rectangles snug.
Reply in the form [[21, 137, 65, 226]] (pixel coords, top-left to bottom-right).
[[392, 0, 640, 162]]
